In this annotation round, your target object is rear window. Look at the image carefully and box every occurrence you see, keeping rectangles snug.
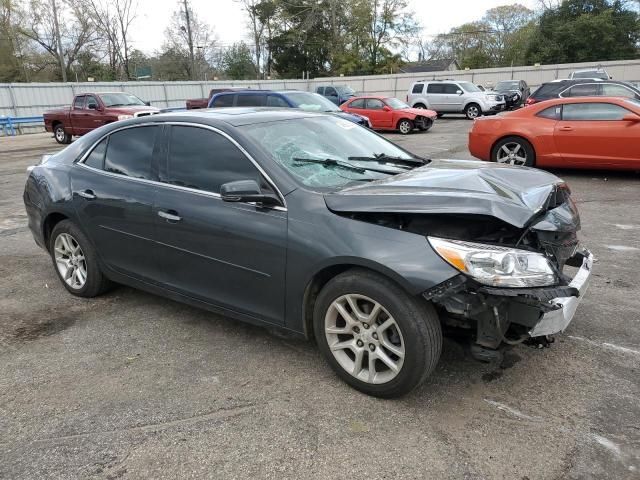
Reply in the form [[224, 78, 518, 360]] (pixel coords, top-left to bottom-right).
[[213, 95, 234, 107], [412, 84, 424, 94], [104, 126, 158, 179]]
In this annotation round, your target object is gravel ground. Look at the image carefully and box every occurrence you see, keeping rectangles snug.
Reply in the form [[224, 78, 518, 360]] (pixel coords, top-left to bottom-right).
[[1, 120, 639, 480]]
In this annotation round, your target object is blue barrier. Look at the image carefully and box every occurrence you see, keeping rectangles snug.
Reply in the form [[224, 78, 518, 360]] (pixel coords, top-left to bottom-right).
[[0, 115, 45, 136]]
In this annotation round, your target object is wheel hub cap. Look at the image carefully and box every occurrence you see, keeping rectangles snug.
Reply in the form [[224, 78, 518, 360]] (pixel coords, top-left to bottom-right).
[[325, 294, 405, 384]]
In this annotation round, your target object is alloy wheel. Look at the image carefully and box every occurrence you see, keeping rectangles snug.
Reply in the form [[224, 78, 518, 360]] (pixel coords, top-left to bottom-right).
[[325, 294, 405, 384], [399, 120, 412, 134], [55, 127, 65, 142], [466, 105, 479, 119], [54, 233, 87, 289], [496, 142, 527, 166]]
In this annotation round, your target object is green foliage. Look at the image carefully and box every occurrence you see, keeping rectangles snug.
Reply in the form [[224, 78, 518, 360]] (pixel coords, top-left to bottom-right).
[[526, 0, 640, 63], [222, 42, 257, 80]]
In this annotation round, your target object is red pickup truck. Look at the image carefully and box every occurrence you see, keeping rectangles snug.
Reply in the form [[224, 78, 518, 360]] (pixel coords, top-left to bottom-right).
[[44, 92, 159, 144]]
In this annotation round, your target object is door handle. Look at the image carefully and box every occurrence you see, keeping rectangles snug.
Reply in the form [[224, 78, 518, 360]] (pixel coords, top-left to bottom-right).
[[559, 126, 574, 131], [76, 189, 96, 200], [158, 210, 182, 222]]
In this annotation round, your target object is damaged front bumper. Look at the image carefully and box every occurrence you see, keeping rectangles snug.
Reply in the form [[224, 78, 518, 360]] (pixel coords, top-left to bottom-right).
[[528, 251, 593, 337], [425, 249, 594, 349]]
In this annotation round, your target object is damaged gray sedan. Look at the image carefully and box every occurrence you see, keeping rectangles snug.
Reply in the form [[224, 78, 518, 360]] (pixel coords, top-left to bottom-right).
[[23, 109, 592, 398]]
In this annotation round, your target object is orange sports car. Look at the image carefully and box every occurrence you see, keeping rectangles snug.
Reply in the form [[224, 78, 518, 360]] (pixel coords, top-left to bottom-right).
[[468, 96, 640, 170]]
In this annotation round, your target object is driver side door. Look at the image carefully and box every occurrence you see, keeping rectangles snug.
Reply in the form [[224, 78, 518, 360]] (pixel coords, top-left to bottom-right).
[[152, 124, 288, 325], [364, 98, 392, 128]]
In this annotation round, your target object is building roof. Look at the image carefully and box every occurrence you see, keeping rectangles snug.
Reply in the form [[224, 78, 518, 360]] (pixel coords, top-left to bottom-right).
[[399, 58, 460, 74]]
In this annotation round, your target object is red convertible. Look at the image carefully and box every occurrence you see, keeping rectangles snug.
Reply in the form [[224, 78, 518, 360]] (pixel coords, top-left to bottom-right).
[[340, 95, 437, 134]]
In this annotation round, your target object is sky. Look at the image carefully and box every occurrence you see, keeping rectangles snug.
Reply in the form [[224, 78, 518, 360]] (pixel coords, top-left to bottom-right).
[[131, 0, 539, 56]]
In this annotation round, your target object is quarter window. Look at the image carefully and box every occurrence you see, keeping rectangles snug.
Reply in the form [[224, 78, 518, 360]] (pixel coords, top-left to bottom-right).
[[213, 95, 234, 107], [366, 99, 384, 110], [412, 84, 424, 94], [537, 106, 560, 120], [104, 126, 158, 179], [164, 126, 259, 194], [562, 103, 630, 121], [84, 138, 107, 169]]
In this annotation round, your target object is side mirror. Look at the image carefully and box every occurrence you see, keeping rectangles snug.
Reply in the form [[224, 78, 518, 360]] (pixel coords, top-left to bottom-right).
[[144, 101, 151, 106], [87, 103, 98, 110], [456, 90, 463, 95], [622, 113, 640, 122], [382, 105, 392, 112], [220, 179, 280, 206]]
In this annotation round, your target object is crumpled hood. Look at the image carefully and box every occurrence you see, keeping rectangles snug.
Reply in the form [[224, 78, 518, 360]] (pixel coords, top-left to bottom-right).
[[324, 159, 565, 228]]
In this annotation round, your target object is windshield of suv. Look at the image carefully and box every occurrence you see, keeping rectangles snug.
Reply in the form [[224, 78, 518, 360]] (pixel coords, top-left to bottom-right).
[[243, 116, 418, 190], [459, 82, 482, 93], [495, 81, 520, 91], [386, 98, 410, 109], [99, 93, 146, 107], [286, 92, 340, 112], [572, 71, 608, 80], [335, 86, 355, 95]]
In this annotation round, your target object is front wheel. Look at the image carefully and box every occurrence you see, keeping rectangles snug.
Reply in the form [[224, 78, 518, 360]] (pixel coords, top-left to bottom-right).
[[491, 136, 536, 167], [54, 124, 71, 144], [314, 269, 442, 398], [397, 118, 414, 135], [464, 103, 481, 120]]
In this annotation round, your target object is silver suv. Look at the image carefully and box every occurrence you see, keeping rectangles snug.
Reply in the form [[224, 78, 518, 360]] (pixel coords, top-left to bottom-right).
[[407, 80, 506, 119]]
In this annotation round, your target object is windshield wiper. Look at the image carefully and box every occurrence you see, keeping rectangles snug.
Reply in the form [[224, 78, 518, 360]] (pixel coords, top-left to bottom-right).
[[293, 157, 402, 175], [348, 153, 429, 168]]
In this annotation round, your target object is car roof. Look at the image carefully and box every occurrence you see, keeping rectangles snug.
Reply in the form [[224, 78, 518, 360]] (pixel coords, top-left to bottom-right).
[[348, 95, 387, 99], [143, 107, 326, 127], [531, 96, 632, 107], [573, 68, 607, 72]]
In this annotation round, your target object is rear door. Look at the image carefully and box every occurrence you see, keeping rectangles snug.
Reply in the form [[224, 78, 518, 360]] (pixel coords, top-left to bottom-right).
[[425, 83, 446, 110], [554, 102, 640, 167], [71, 125, 162, 282], [152, 124, 287, 324]]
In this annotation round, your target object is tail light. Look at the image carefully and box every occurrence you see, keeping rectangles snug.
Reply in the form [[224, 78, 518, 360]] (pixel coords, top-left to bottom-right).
[[525, 97, 537, 106]]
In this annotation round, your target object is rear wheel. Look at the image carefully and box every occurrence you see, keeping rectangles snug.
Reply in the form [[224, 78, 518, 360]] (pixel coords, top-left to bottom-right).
[[464, 103, 481, 120], [413, 103, 427, 109], [53, 124, 71, 144], [397, 118, 414, 135], [313, 269, 442, 398], [491, 136, 536, 167], [50, 220, 112, 297]]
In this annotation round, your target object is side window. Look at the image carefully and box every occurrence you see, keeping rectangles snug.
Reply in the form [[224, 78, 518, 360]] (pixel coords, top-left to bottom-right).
[[73, 96, 85, 109], [443, 84, 460, 94], [325, 87, 337, 96], [412, 84, 424, 94], [563, 84, 598, 97], [366, 99, 384, 110], [86, 95, 99, 109], [562, 103, 629, 121], [537, 106, 560, 120], [350, 99, 366, 108], [104, 126, 158, 179], [213, 95, 234, 107], [236, 94, 267, 107], [266, 95, 290, 107], [165, 126, 259, 194], [83, 138, 107, 169], [601, 84, 636, 98], [316, 87, 324, 95], [426, 84, 444, 94]]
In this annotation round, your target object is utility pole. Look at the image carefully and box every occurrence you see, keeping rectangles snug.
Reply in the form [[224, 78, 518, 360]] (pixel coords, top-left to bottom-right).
[[182, 0, 195, 80], [51, 0, 67, 82]]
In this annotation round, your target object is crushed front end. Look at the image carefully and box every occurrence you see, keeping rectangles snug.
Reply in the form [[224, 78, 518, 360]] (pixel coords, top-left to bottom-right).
[[423, 183, 593, 351]]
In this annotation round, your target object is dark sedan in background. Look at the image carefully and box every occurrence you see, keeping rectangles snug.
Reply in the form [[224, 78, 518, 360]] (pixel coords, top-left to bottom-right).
[[23, 109, 592, 398], [492, 80, 530, 108]]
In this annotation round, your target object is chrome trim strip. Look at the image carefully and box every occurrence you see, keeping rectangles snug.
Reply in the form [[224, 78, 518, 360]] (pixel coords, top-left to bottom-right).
[[75, 121, 287, 211]]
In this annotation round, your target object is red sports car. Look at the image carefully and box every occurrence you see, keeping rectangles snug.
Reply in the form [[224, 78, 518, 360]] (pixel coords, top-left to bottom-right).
[[469, 96, 640, 170], [340, 95, 437, 134]]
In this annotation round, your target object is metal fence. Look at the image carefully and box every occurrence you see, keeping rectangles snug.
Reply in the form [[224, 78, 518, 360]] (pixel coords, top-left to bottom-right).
[[2, 58, 640, 135]]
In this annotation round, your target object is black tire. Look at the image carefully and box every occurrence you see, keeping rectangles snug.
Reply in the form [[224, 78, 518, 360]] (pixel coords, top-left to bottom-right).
[[49, 220, 112, 297], [53, 124, 71, 144], [417, 118, 433, 132], [313, 269, 442, 398], [397, 118, 414, 135], [464, 103, 481, 120], [490, 136, 536, 167], [413, 103, 427, 109]]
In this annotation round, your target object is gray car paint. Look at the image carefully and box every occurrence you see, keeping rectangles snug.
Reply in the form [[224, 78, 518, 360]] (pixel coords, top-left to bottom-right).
[[23, 108, 573, 338]]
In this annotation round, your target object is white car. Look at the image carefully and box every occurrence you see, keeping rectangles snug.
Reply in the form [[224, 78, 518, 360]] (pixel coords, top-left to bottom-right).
[[407, 80, 506, 119], [569, 68, 611, 80]]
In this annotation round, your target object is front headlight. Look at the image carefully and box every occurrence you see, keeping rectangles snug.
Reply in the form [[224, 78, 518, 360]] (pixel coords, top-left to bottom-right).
[[428, 237, 557, 288], [487, 94, 499, 101], [117, 114, 133, 121]]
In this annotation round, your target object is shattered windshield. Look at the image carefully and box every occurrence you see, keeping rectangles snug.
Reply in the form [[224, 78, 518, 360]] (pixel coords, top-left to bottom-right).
[[286, 92, 340, 112], [242, 116, 418, 191]]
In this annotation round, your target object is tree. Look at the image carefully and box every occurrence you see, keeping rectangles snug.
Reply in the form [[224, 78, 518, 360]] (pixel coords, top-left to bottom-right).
[[0, 0, 25, 81], [526, 0, 640, 63], [221, 41, 256, 79], [483, 3, 535, 65]]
